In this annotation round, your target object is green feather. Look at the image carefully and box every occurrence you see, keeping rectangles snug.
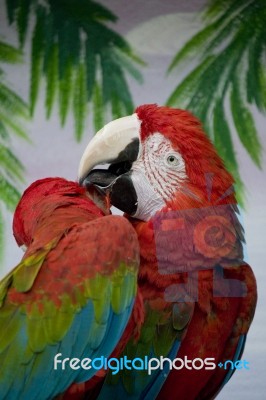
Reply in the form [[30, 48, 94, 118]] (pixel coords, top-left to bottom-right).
[[27, 308, 47, 353], [46, 309, 74, 344], [172, 302, 194, 331], [0, 306, 21, 352], [92, 297, 110, 324], [13, 239, 59, 293], [111, 264, 137, 314], [88, 274, 110, 299]]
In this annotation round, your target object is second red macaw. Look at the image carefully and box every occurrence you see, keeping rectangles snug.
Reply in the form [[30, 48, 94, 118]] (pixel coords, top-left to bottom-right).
[[78, 104, 257, 399], [0, 178, 139, 400]]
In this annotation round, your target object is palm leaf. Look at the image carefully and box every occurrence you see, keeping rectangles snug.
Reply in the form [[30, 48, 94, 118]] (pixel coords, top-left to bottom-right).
[[5, 0, 143, 139], [0, 144, 25, 182], [16, 0, 32, 47], [100, 50, 115, 105], [5, 0, 20, 24], [205, 0, 251, 21], [114, 48, 144, 84], [212, 99, 244, 205], [0, 111, 29, 141], [186, 30, 249, 124], [111, 67, 134, 114], [0, 41, 22, 63], [92, 82, 104, 132], [167, 22, 221, 73], [0, 82, 28, 118], [73, 63, 87, 142], [168, 0, 250, 73], [213, 100, 237, 174], [167, 0, 266, 203], [57, 20, 81, 78], [111, 94, 123, 121], [85, 40, 97, 101], [58, 59, 73, 126], [0, 177, 21, 211], [167, 56, 215, 109], [45, 44, 58, 118], [0, 42, 29, 143], [0, 121, 9, 140], [247, 32, 266, 112], [0, 210, 4, 265], [51, 0, 118, 25], [0, 37, 29, 266], [30, 4, 45, 116], [231, 75, 262, 168]]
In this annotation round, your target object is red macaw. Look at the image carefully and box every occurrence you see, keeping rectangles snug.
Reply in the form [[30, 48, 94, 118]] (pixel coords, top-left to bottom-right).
[[0, 177, 140, 400], [78, 104, 257, 399]]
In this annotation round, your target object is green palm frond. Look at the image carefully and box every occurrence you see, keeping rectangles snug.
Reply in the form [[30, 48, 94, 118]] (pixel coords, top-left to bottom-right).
[[0, 40, 29, 261], [0, 41, 23, 63], [5, 0, 144, 141], [0, 210, 4, 265], [167, 0, 266, 204]]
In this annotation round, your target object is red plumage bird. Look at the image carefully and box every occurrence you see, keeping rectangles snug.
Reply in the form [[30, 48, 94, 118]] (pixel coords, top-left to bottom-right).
[[0, 177, 140, 400], [78, 104, 257, 399]]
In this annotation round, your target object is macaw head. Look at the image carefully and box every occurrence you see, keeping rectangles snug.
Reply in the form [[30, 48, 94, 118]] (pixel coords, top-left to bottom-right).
[[13, 177, 108, 248], [78, 104, 235, 221], [13, 178, 85, 247]]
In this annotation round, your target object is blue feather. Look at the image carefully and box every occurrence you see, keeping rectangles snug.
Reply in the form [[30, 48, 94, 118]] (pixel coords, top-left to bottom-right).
[[141, 340, 181, 400], [98, 339, 181, 400]]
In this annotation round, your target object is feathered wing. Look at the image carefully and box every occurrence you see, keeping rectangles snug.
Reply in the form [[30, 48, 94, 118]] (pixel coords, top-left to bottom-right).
[[97, 205, 256, 400], [0, 215, 139, 400], [156, 204, 257, 400], [195, 262, 257, 400], [155, 263, 256, 400]]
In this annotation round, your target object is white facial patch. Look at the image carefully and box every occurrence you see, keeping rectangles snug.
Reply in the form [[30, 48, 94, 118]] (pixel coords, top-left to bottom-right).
[[131, 170, 166, 221], [131, 132, 187, 215]]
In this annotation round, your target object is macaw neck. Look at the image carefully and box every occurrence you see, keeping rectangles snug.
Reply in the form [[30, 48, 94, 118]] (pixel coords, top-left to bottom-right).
[[128, 217, 177, 295], [128, 200, 244, 297]]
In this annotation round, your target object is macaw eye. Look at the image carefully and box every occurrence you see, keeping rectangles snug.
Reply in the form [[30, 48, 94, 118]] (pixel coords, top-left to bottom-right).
[[166, 154, 179, 166]]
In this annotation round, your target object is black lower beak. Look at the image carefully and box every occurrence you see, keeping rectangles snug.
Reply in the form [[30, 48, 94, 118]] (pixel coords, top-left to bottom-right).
[[83, 169, 118, 190], [109, 173, 138, 215], [82, 167, 138, 215]]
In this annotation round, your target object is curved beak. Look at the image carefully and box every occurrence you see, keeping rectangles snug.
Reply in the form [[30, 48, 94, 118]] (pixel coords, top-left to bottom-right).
[[78, 113, 141, 184]]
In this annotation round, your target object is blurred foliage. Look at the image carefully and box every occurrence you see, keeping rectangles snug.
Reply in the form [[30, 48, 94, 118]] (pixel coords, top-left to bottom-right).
[[0, 41, 29, 263], [167, 0, 266, 204], [5, 0, 144, 141]]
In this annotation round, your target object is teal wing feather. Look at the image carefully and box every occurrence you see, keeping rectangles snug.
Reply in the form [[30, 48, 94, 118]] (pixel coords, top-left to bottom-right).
[[98, 301, 194, 399], [0, 215, 139, 400]]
